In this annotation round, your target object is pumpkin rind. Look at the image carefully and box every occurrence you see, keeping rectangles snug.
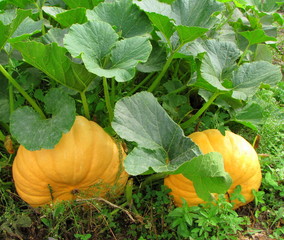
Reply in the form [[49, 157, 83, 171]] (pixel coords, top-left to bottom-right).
[[164, 129, 262, 209], [12, 116, 128, 207]]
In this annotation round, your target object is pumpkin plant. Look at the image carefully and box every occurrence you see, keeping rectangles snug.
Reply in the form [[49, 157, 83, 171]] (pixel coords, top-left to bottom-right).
[[12, 116, 128, 207], [164, 129, 262, 209]]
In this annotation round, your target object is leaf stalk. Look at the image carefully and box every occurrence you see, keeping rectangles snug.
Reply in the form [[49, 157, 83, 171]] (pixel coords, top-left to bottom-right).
[[103, 77, 114, 123], [80, 91, 90, 119], [140, 172, 169, 190], [0, 64, 46, 119], [181, 91, 222, 129]]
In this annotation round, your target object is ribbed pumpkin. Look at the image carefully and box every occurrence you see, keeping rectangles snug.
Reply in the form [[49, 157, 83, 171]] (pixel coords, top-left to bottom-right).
[[164, 129, 262, 209], [12, 116, 128, 207]]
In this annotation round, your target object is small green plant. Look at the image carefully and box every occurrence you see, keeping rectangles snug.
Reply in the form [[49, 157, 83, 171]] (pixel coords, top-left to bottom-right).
[[74, 233, 92, 240], [167, 194, 250, 240]]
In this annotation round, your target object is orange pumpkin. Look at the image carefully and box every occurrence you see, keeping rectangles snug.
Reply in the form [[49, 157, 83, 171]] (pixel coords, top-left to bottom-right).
[[164, 129, 262, 209], [12, 116, 128, 207]]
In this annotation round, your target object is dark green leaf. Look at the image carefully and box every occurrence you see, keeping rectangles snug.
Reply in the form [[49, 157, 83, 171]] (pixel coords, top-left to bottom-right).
[[12, 41, 95, 92], [10, 88, 76, 151], [87, 0, 153, 38]]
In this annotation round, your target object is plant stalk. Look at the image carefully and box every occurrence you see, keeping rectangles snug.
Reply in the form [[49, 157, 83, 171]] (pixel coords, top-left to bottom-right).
[[80, 91, 90, 120], [0, 64, 46, 119], [148, 53, 175, 92], [8, 84, 14, 114], [238, 44, 251, 65], [181, 91, 222, 129], [0, 130, 5, 142], [140, 172, 169, 190], [103, 77, 114, 122], [127, 72, 155, 96]]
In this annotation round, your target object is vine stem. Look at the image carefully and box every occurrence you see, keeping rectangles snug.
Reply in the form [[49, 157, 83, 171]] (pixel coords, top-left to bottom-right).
[[127, 72, 155, 96], [0, 130, 5, 142], [181, 91, 222, 129], [237, 44, 251, 66], [80, 91, 90, 119], [103, 77, 114, 122], [0, 64, 46, 119], [139, 172, 169, 190], [147, 53, 176, 92]]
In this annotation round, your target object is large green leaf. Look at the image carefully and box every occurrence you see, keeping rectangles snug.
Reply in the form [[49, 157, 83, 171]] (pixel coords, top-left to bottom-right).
[[112, 92, 232, 201], [0, 9, 31, 50], [62, 0, 103, 9], [200, 40, 240, 90], [64, 21, 152, 82], [239, 29, 277, 46], [175, 152, 232, 201], [176, 26, 208, 45], [232, 61, 282, 100], [9, 17, 43, 43], [12, 41, 95, 92], [134, 0, 224, 28], [87, 0, 153, 38], [230, 102, 265, 130], [136, 41, 167, 73], [10, 88, 76, 151], [43, 6, 87, 28], [184, 39, 240, 91], [146, 12, 175, 40]]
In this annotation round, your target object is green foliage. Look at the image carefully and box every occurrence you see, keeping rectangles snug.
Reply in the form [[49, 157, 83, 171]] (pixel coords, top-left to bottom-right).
[[0, 0, 283, 239], [167, 194, 250, 240]]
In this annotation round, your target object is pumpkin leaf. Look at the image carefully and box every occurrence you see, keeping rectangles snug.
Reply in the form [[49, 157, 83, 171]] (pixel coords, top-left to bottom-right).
[[10, 88, 76, 151], [239, 29, 277, 46], [0, 8, 31, 50], [174, 152, 232, 201], [43, 7, 87, 28], [112, 92, 231, 200], [232, 61, 282, 100], [176, 26, 208, 45], [64, 21, 152, 82], [86, 0, 153, 38], [12, 41, 95, 92], [146, 12, 175, 40], [62, 0, 103, 9], [134, 0, 224, 28], [136, 41, 167, 73]]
